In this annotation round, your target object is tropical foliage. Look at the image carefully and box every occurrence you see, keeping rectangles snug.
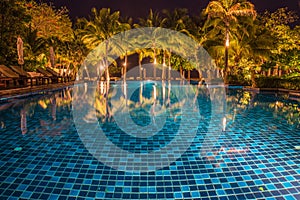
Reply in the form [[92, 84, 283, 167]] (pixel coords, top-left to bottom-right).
[[0, 0, 299, 87], [0, 0, 30, 65]]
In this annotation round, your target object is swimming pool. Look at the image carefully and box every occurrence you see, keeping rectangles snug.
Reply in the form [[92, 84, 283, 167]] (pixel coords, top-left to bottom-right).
[[0, 81, 299, 199]]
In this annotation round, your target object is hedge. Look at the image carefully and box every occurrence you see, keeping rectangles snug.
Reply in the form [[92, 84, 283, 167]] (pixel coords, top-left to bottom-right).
[[254, 76, 300, 90]]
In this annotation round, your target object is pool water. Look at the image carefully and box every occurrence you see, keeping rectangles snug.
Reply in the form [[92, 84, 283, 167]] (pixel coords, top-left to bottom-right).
[[0, 82, 299, 199]]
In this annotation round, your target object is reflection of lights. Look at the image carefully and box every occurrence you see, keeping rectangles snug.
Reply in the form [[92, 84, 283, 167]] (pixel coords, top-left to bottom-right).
[[153, 85, 157, 100], [162, 82, 166, 100], [154, 58, 157, 64], [123, 82, 127, 97], [123, 62, 127, 67], [222, 117, 227, 131], [163, 62, 166, 66]]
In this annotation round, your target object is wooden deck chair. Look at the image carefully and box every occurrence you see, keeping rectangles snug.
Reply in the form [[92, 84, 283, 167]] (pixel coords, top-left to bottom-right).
[[46, 67, 63, 83], [36, 67, 53, 84], [0, 65, 21, 88], [10, 66, 31, 86]]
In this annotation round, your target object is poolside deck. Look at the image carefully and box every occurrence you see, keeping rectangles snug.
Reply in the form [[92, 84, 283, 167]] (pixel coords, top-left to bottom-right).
[[1, 80, 300, 102], [0, 81, 75, 100]]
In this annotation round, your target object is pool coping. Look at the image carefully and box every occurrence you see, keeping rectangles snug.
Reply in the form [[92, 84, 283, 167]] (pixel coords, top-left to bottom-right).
[[0, 81, 76, 103], [1, 83, 300, 103]]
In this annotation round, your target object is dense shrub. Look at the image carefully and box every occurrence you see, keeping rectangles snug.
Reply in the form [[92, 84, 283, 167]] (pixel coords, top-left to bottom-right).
[[254, 76, 300, 90], [227, 74, 250, 86]]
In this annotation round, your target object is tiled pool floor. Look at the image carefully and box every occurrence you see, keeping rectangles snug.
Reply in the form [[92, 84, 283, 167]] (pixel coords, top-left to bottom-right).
[[0, 86, 299, 199]]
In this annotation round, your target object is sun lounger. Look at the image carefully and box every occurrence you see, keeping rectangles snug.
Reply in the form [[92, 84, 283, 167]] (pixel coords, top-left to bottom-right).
[[0, 65, 21, 88], [0, 77, 12, 88], [9, 65, 33, 86], [45, 67, 64, 83], [27, 72, 45, 85], [36, 67, 53, 84]]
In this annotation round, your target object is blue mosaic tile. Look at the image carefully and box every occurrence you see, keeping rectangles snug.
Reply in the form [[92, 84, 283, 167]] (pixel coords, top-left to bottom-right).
[[0, 84, 299, 199]]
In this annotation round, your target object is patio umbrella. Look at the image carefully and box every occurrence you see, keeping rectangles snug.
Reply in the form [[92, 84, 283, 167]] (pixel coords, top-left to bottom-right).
[[17, 36, 24, 66], [49, 46, 55, 68]]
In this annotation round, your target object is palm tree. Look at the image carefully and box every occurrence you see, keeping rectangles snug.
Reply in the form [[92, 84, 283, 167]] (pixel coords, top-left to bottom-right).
[[162, 8, 193, 79], [23, 28, 46, 71], [204, 0, 256, 83], [117, 18, 133, 80], [135, 48, 153, 79], [162, 8, 191, 32], [78, 8, 129, 81], [59, 30, 89, 79], [135, 9, 167, 79], [43, 36, 61, 69], [237, 20, 275, 86]]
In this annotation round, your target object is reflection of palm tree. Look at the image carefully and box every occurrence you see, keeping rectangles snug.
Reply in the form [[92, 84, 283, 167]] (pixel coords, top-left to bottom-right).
[[167, 80, 171, 106], [94, 81, 187, 123], [39, 117, 70, 138], [95, 81, 113, 122], [51, 95, 57, 121]]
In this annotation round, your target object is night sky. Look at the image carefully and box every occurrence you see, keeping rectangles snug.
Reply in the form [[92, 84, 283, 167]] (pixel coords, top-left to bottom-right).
[[43, 0, 300, 21]]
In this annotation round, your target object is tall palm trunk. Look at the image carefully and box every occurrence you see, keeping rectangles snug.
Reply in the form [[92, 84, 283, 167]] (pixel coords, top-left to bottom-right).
[[197, 69, 202, 80], [168, 50, 172, 80], [49, 46, 55, 68], [139, 53, 142, 79], [105, 41, 110, 81], [84, 62, 90, 79], [180, 66, 183, 79], [224, 28, 229, 83], [251, 69, 256, 88], [153, 47, 156, 79], [123, 51, 127, 81], [162, 50, 166, 80]]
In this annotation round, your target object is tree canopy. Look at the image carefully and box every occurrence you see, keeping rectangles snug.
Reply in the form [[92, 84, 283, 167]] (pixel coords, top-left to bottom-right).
[[0, 0, 299, 84]]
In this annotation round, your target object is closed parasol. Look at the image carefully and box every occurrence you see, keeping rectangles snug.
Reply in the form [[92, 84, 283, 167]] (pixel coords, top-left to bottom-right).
[[17, 36, 24, 66], [49, 46, 55, 68]]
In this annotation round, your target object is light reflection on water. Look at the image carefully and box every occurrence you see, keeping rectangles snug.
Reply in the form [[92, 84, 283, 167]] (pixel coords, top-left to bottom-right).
[[0, 82, 299, 199], [0, 82, 299, 137]]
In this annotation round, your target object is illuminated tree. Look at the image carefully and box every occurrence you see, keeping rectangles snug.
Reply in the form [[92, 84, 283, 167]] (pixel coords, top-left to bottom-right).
[[0, 0, 30, 65], [204, 0, 256, 83], [77, 8, 130, 80], [261, 8, 299, 76], [135, 9, 167, 79], [25, 1, 73, 69]]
